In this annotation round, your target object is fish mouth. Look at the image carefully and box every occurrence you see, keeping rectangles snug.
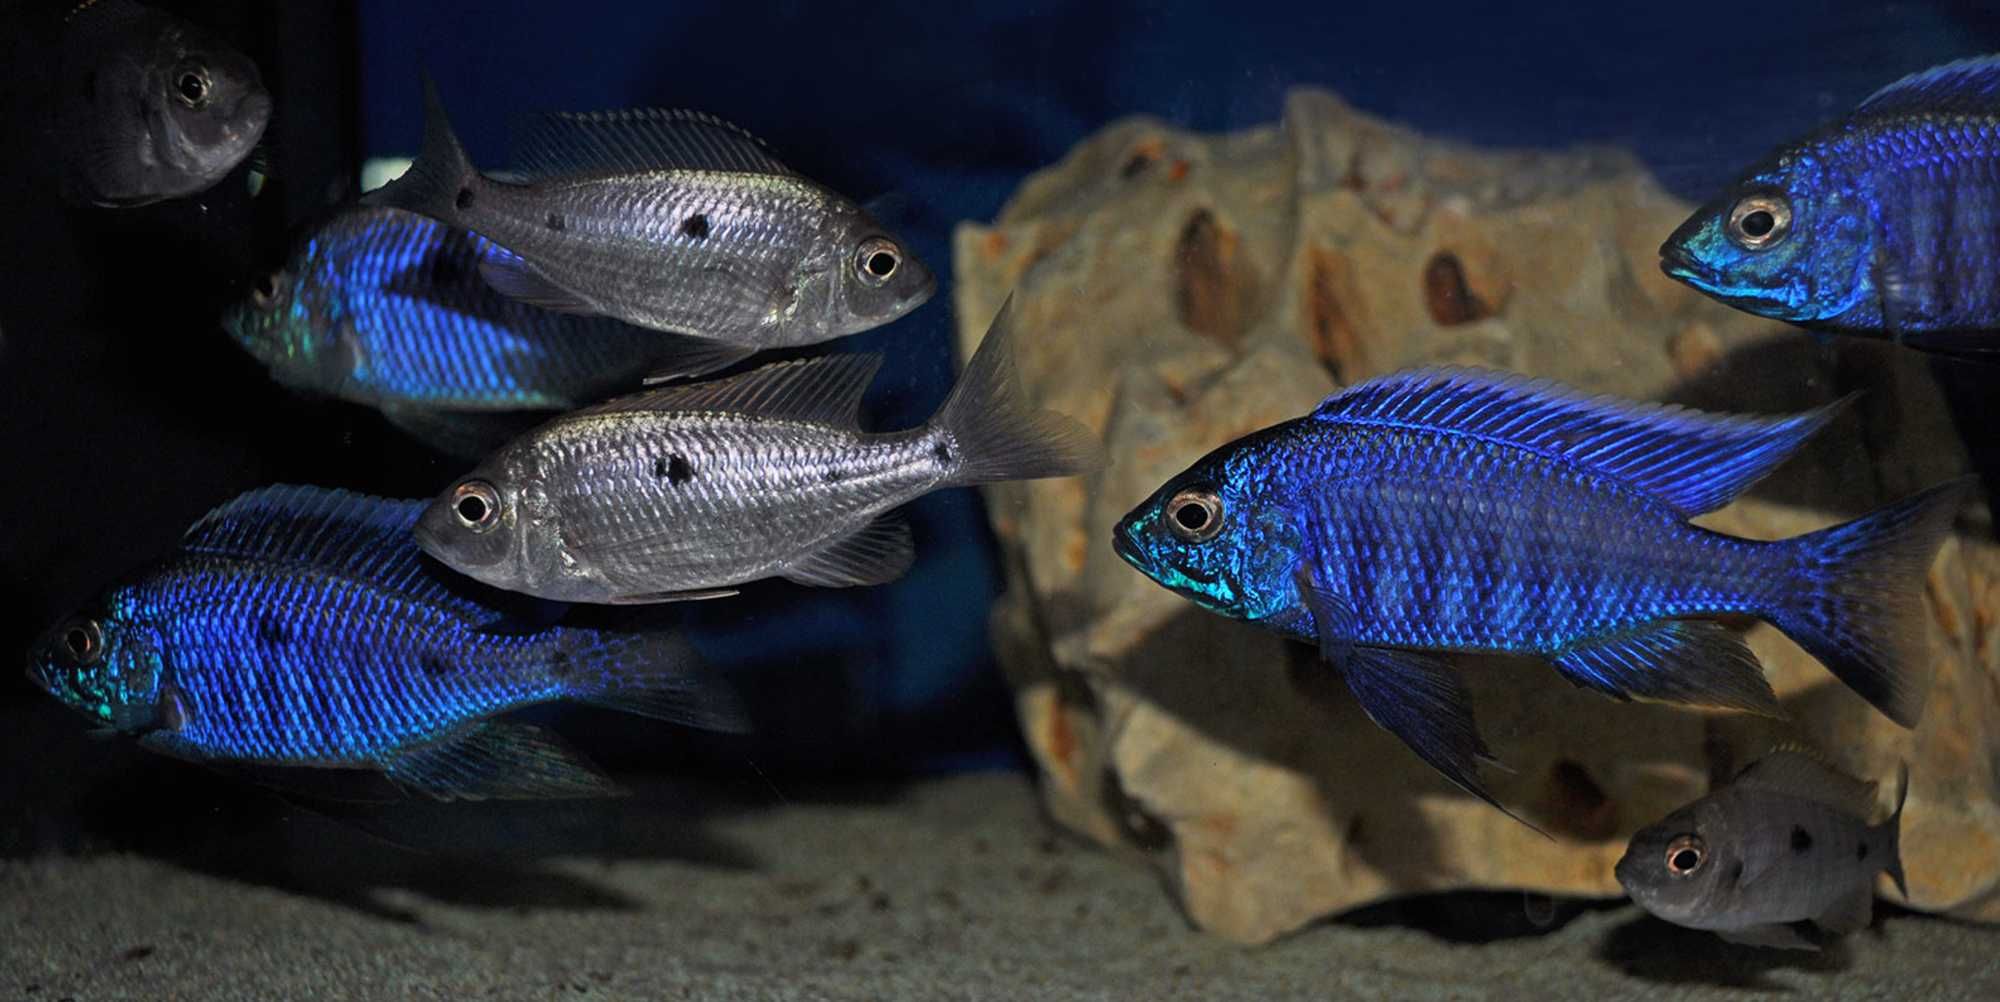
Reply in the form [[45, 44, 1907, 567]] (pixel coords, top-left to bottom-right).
[[1657, 243, 1708, 286], [1110, 522, 1151, 575]]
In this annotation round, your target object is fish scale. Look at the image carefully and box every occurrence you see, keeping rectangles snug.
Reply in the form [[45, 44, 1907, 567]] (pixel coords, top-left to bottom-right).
[[1116, 367, 1964, 818], [26, 487, 744, 800]]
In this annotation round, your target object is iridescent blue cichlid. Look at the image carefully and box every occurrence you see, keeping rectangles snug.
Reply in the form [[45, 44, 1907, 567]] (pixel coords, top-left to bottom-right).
[[25, 485, 745, 800], [222, 206, 750, 454], [1114, 368, 1965, 816], [1662, 54, 2000, 352]]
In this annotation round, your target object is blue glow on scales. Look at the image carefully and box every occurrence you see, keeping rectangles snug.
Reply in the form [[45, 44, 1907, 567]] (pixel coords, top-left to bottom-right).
[[1115, 367, 1965, 818]]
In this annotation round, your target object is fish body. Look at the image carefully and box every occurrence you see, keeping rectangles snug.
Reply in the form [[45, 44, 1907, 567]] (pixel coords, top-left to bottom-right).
[[57, 0, 271, 207], [224, 207, 750, 417], [415, 298, 1103, 604], [26, 486, 743, 800], [1662, 55, 2000, 351], [365, 81, 933, 347], [1113, 368, 1962, 813], [1617, 750, 1908, 950]]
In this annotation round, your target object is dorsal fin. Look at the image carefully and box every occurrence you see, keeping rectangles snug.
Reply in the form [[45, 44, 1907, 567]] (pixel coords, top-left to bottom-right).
[[179, 485, 491, 619], [1311, 367, 1846, 516], [509, 108, 795, 179], [1732, 747, 1880, 819], [576, 353, 882, 427], [1855, 55, 2000, 118]]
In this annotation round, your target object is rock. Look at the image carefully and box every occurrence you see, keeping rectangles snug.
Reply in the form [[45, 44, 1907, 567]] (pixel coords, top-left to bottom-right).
[[952, 88, 2000, 945]]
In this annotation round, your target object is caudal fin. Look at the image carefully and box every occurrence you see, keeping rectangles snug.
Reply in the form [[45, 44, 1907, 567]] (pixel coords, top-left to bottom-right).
[[362, 75, 479, 221], [1881, 762, 1910, 899], [1770, 479, 1970, 728], [553, 629, 749, 733], [931, 295, 1106, 487]]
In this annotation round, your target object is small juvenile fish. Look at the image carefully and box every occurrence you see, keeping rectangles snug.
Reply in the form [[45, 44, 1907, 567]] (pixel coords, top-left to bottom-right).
[[1617, 749, 1908, 950], [415, 297, 1104, 604], [26, 485, 744, 800], [57, 0, 271, 207], [1113, 367, 1964, 815], [224, 207, 752, 452], [1662, 54, 2000, 352], [365, 80, 934, 347]]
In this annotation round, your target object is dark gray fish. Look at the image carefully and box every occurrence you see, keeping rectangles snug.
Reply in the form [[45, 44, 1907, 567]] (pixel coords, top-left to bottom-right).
[[414, 297, 1103, 604], [365, 80, 934, 348], [57, 0, 271, 207], [1615, 749, 1908, 951]]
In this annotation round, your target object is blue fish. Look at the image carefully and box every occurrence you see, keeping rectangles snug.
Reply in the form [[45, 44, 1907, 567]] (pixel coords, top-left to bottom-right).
[[222, 206, 752, 455], [1662, 55, 2000, 352], [26, 485, 744, 800], [1113, 368, 1965, 814]]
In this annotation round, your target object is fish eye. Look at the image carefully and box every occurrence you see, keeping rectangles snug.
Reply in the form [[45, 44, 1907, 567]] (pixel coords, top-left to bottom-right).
[[451, 481, 502, 533], [855, 237, 901, 286], [174, 66, 212, 109], [251, 271, 279, 310], [1665, 834, 1706, 877], [1166, 486, 1224, 543], [1726, 193, 1791, 251], [58, 619, 104, 666]]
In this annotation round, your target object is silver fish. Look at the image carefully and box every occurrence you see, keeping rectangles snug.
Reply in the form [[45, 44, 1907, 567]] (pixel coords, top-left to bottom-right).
[[57, 0, 271, 207], [365, 80, 935, 348], [1616, 749, 1908, 951], [414, 298, 1103, 604]]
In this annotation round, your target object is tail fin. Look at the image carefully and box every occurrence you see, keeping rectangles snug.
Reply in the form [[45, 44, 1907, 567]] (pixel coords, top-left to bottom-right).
[[1769, 479, 1970, 728], [362, 75, 479, 220], [930, 295, 1106, 487], [1881, 762, 1909, 899], [552, 629, 749, 733]]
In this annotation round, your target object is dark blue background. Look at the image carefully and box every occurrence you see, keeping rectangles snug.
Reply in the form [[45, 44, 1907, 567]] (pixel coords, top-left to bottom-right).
[[354, 1, 2000, 774]]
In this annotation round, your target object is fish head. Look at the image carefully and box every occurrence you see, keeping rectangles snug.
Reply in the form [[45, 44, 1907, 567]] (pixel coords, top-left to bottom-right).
[[815, 208, 936, 338], [222, 258, 318, 373], [26, 593, 169, 733], [1659, 157, 1874, 324], [147, 22, 272, 191], [1112, 437, 1300, 622], [416, 469, 561, 595], [1616, 799, 1745, 928]]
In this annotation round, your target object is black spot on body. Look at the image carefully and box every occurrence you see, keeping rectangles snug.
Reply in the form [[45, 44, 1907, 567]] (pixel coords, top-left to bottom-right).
[[932, 441, 953, 465], [418, 652, 453, 678], [1723, 860, 1745, 887], [257, 617, 290, 648], [681, 214, 709, 240], [1791, 826, 1814, 853], [823, 468, 844, 483], [546, 212, 565, 231], [1858, 842, 1870, 861], [455, 187, 474, 210], [656, 455, 694, 484]]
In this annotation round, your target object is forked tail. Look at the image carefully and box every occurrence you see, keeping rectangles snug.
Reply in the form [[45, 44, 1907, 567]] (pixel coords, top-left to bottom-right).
[[362, 75, 479, 222], [930, 295, 1106, 488], [1768, 479, 1970, 728]]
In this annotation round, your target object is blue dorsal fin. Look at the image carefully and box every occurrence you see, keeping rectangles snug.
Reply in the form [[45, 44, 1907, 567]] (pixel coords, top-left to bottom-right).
[[509, 109, 795, 179], [1311, 368, 1846, 516], [578, 353, 882, 427], [1855, 55, 2000, 118], [179, 485, 493, 618]]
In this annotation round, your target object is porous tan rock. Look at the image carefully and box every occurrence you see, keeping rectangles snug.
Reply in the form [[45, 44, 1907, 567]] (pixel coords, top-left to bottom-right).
[[953, 88, 2000, 945]]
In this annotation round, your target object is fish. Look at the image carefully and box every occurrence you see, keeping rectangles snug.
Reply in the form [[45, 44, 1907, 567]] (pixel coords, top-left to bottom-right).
[[1661, 54, 2000, 353], [25, 485, 746, 800], [56, 0, 272, 207], [223, 206, 754, 454], [1616, 748, 1908, 950], [364, 79, 934, 347], [414, 296, 1104, 604], [1112, 367, 1965, 815]]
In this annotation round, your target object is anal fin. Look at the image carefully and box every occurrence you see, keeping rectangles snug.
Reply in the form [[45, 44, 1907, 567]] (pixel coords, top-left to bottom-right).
[[1816, 882, 1876, 936], [1550, 619, 1780, 716], [607, 587, 740, 605], [377, 721, 624, 801], [781, 513, 916, 588], [1717, 922, 1820, 952]]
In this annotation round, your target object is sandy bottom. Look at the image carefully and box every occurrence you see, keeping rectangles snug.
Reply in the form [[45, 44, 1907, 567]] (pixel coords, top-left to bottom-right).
[[5, 771, 1996, 1001]]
